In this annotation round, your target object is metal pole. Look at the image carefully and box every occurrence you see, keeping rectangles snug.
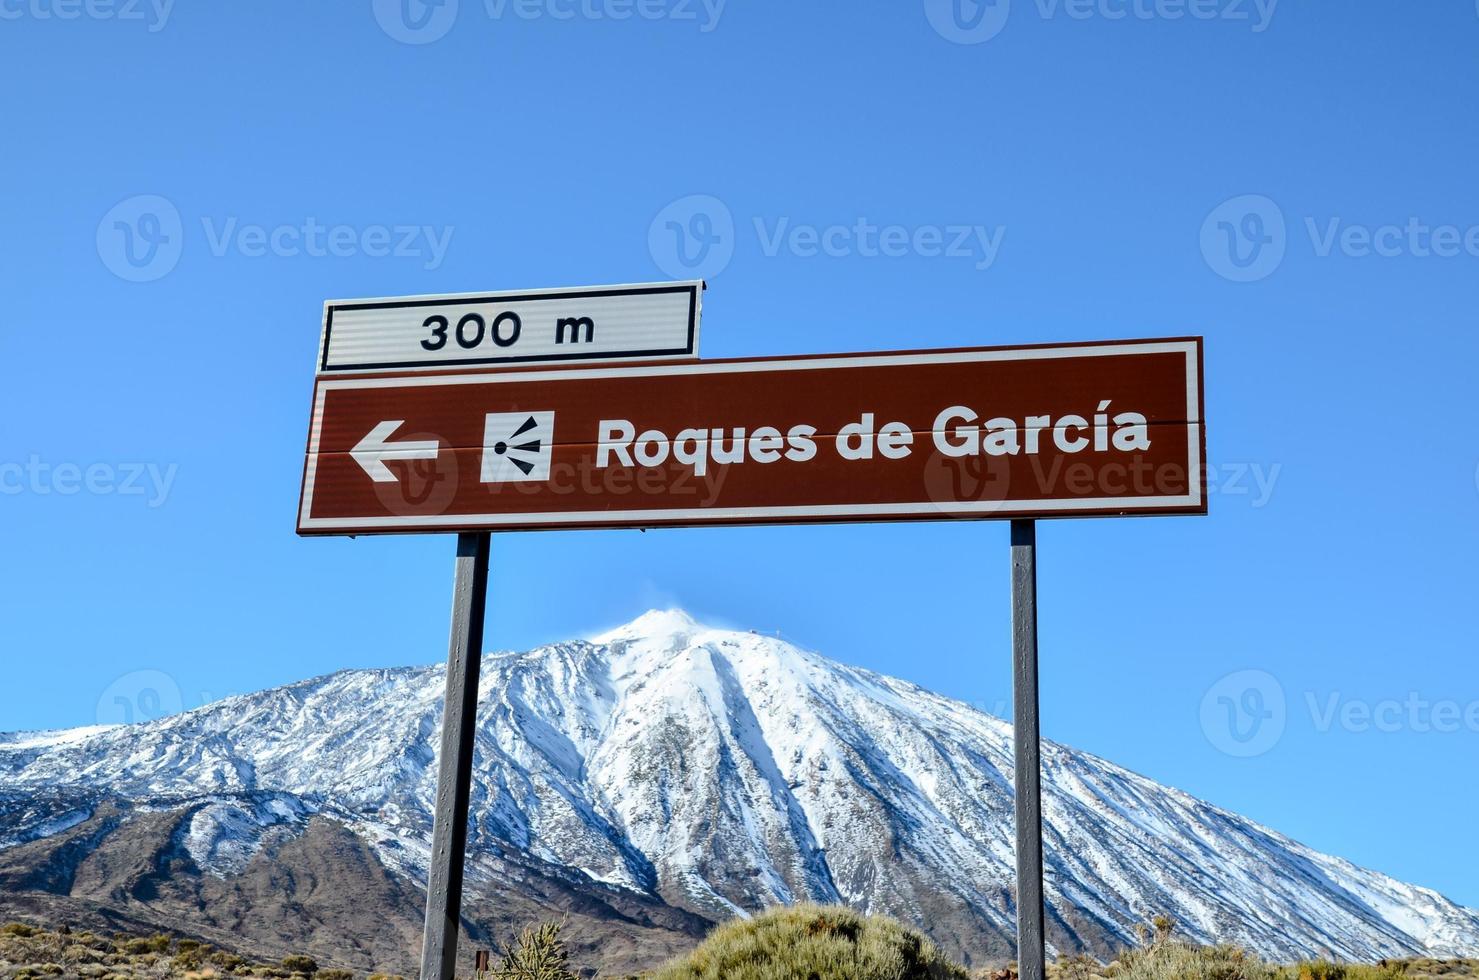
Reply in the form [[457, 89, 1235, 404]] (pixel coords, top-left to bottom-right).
[[420, 532, 491, 980], [1011, 519, 1046, 980]]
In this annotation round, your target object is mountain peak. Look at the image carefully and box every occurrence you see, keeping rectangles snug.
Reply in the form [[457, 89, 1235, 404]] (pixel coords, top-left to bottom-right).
[[591, 608, 704, 644]]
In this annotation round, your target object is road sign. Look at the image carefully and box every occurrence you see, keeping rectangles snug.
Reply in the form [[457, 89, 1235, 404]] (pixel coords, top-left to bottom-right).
[[299, 306, 1210, 980], [317, 281, 702, 375], [298, 338, 1204, 535]]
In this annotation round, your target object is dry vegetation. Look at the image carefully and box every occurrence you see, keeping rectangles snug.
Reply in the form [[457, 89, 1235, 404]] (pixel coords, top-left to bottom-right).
[[4, 912, 1477, 980], [635, 908, 1479, 980], [0, 922, 373, 980]]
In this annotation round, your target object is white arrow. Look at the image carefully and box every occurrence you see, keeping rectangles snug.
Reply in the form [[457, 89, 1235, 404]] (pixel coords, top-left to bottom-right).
[[351, 420, 440, 483]]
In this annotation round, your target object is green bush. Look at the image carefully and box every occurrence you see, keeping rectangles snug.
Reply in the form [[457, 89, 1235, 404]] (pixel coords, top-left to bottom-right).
[[650, 904, 970, 980], [2, 922, 39, 937], [315, 970, 354, 980]]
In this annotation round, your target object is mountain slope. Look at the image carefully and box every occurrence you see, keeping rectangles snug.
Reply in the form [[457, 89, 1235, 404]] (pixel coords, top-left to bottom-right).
[[1, 609, 1475, 971]]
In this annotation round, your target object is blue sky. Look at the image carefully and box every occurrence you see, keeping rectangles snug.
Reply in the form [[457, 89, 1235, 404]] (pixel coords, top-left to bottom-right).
[[3, 0, 1478, 908]]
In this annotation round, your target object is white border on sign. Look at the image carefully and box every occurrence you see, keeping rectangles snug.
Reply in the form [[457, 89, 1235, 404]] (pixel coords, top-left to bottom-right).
[[298, 341, 1203, 531]]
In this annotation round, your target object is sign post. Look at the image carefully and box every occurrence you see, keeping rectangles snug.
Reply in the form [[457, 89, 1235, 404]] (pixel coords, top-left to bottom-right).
[[295, 305, 1206, 980], [419, 532, 491, 980], [1011, 519, 1045, 980]]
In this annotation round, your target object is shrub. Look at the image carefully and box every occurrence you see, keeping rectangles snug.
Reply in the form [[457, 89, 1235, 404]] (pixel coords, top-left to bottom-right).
[[174, 945, 208, 971], [1054, 953, 1103, 980], [1281, 965, 1410, 980], [2, 922, 39, 937], [282, 954, 320, 975], [493, 920, 578, 979], [1298, 965, 1347, 980], [650, 904, 970, 980], [212, 950, 248, 971], [316, 971, 354, 980], [1107, 941, 1275, 980]]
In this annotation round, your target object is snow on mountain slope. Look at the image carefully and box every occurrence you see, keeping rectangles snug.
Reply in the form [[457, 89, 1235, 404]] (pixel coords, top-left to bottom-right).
[[1, 609, 1475, 963]]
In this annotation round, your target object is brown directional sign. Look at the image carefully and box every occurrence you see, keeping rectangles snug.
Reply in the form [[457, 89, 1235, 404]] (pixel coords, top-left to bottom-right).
[[297, 338, 1205, 535]]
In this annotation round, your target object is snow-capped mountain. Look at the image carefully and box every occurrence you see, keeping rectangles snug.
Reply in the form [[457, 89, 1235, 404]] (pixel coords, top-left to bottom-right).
[[1, 609, 1476, 971]]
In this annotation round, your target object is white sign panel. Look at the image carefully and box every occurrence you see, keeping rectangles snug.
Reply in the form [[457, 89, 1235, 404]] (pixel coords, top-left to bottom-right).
[[317, 281, 702, 375]]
